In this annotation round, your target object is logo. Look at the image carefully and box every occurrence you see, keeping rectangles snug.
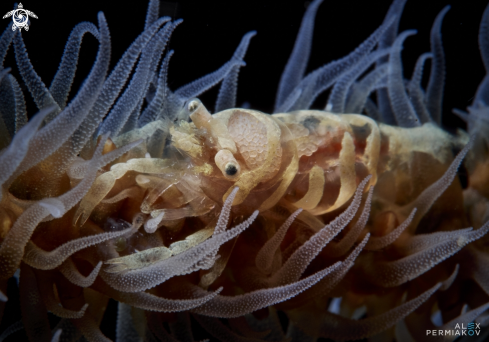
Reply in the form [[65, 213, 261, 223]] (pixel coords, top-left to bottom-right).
[[2, 3, 38, 32], [426, 322, 481, 337]]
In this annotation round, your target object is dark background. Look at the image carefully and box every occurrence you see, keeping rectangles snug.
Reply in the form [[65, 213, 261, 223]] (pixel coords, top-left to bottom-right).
[[1, 0, 488, 340], [1, 0, 488, 130]]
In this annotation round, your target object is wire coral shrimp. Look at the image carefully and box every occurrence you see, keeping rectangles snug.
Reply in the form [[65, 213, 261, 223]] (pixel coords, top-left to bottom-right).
[[0, 0, 488, 341]]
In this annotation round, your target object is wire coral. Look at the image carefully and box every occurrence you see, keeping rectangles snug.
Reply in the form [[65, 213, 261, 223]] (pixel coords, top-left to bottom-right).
[[0, 0, 488, 341]]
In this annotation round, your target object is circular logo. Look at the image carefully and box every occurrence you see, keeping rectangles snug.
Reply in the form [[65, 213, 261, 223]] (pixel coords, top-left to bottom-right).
[[13, 9, 28, 27]]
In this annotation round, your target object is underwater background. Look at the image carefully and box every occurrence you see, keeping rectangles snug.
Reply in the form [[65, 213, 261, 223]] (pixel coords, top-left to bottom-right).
[[2, 0, 484, 125]]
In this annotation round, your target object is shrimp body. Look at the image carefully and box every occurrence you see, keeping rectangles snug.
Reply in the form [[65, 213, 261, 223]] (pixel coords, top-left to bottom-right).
[[170, 101, 465, 226]]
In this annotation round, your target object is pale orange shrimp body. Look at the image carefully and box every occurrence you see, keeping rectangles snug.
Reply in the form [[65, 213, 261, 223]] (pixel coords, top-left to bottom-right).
[[171, 99, 465, 223]]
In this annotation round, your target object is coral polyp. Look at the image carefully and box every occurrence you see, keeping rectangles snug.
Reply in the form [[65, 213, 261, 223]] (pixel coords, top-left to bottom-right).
[[0, 0, 488, 341]]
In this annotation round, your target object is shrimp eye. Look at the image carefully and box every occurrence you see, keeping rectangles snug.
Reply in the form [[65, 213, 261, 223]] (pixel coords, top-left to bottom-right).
[[215, 149, 241, 179], [187, 99, 200, 112], [225, 163, 238, 176]]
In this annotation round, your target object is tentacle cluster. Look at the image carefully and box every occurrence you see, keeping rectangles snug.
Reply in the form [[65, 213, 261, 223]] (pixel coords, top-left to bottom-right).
[[0, 0, 488, 341]]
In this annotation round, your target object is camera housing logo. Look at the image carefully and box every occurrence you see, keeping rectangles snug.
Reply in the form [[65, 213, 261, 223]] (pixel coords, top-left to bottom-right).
[[2, 3, 38, 32]]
